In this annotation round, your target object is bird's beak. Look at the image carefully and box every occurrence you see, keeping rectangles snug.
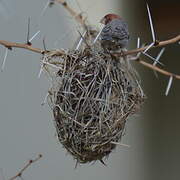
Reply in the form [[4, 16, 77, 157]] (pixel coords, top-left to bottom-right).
[[100, 17, 106, 24]]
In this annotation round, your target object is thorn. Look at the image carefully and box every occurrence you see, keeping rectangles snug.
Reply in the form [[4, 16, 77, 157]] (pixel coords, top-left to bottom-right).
[[165, 76, 173, 96], [75, 30, 87, 50], [153, 48, 165, 66], [152, 48, 165, 78], [77, 30, 90, 48], [26, 17, 31, 45], [40, 0, 51, 17], [1, 48, 8, 72], [137, 37, 140, 48], [146, 3, 156, 42], [143, 42, 154, 53], [43, 37, 47, 52], [38, 65, 43, 78], [93, 26, 103, 44], [38, 57, 46, 78], [99, 159, 107, 166], [29, 30, 41, 42], [143, 51, 164, 66]]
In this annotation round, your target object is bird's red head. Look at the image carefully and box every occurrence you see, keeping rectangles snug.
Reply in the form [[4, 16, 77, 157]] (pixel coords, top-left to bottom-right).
[[100, 14, 121, 25]]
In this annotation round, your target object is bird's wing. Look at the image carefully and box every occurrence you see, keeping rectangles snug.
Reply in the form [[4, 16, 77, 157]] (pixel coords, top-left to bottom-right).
[[101, 19, 129, 41], [101, 25, 113, 41], [111, 19, 129, 40]]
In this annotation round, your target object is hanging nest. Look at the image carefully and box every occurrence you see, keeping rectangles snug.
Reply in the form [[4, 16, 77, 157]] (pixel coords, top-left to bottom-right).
[[44, 30, 145, 164]]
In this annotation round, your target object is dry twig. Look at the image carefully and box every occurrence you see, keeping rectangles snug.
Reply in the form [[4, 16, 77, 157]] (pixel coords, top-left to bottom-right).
[[0, 1, 179, 80], [138, 60, 180, 79], [121, 35, 180, 56], [0, 35, 179, 79], [0, 40, 43, 54], [8, 154, 42, 180]]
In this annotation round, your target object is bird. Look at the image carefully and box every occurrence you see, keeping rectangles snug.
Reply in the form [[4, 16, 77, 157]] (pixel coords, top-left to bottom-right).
[[99, 13, 129, 52]]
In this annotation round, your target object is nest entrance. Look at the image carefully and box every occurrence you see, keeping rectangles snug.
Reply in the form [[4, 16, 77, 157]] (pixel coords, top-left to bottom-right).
[[45, 46, 145, 164]]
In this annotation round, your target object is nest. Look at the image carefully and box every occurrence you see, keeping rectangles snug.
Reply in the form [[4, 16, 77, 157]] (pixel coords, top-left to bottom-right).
[[44, 32, 145, 164]]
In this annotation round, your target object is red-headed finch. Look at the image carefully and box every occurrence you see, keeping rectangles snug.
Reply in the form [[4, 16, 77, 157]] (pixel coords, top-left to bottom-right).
[[100, 13, 129, 52]]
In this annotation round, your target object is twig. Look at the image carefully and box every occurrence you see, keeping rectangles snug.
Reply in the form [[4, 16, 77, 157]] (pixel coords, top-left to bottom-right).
[[52, 0, 180, 56], [1, 35, 179, 55], [0, 35, 180, 80], [0, 40, 43, 53], [8, 154, 42, 180], [117, 34, 180, 56], [138, 60, 180, 80], [38, 1, 180, 82], [0, 34, 180, 80]]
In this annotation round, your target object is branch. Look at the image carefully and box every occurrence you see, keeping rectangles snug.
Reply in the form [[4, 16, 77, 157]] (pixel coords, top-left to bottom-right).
[[138, 59, 180, 80], [120, 35, 180, 56], [52, 0, 180, 57], [1, 35, 179, 55], [0, 40, 43, 54], [49, 1, 180, 81], [8, 154, 42, 180], [0, 35, 180, 80]]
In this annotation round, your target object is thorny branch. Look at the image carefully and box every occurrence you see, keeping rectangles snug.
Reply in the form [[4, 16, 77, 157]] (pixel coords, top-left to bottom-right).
[[0, 35, 180, 79], [138, 59, 180, 79], [0, 40, 43, 54], [122, 35, 180, 56], [8, 154, 42, 180], [0, 1, 179, 81]]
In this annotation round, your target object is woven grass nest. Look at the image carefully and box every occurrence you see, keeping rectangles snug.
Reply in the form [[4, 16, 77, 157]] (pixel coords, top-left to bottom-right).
[[45, 30, 145, 164]]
